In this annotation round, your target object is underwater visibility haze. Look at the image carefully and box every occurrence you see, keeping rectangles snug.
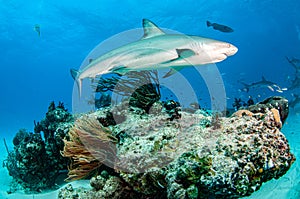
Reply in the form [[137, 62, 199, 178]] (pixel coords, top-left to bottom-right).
[[0, 0, 300, 198]]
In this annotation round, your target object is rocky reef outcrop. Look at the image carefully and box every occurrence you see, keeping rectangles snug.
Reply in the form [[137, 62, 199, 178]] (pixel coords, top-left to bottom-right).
[[4, 102, 73, 193], [58, 96, 295, 199]]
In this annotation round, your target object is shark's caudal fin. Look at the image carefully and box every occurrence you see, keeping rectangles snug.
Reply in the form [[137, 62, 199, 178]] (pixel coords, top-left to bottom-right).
[[70, 69, 82, 97], [206, 21, 212, 27], [238, 81, 250, 92], [142, 19, 166, 39]]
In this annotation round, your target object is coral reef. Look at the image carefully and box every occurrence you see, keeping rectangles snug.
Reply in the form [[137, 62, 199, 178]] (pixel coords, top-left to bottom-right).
[[58, 96, 295, 199], [58, 170, 155, 199], [247, 96, 289, 123], [4, 102, 73, 193]]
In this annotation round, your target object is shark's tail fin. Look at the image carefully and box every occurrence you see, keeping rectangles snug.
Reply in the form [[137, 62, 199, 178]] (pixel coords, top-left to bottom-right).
[[238, 80, 250, 92], [206, 21, 212, 27], [70, 69, 82, 97], [292, 93, 299, 98]]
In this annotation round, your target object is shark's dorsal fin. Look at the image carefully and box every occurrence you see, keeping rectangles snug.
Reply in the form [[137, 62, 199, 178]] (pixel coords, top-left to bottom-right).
[[142, 19, 165, 39], [261, 76, 266, 81]]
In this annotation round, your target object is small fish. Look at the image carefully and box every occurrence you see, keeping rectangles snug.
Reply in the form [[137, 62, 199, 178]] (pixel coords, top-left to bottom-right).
[[272, 84, 281, 90], [272, 84, 287, 93], [267, 85, 274, 92], [207, 21, 234, 33], [34, 24, 41, 37]]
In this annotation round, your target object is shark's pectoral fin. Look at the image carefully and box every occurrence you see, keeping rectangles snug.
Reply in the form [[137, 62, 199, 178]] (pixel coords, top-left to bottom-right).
[[163, 66, 186, 78], [161, 48, 196, 65], [176, 48, 196, 58], [161, 49, 196, 78], [109, 65, 129, 75]]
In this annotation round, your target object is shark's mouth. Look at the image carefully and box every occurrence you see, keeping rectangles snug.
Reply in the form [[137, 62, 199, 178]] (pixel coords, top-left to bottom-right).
[[223, 53, 229, 57], [216, 53, 228, 61]]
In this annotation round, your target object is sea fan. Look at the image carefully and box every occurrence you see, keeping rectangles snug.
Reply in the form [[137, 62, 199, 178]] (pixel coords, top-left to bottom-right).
[[62, 115, 117, 181]]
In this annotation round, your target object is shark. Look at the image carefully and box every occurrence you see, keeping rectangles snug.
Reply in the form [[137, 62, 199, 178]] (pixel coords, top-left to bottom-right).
[[71, 19, 238, 96], [288, 76, 300, 90], [286, 56, 300, 90], [239, 76, 282, 92], [289, 94, 300, 108], [286, 56, 300, 70]]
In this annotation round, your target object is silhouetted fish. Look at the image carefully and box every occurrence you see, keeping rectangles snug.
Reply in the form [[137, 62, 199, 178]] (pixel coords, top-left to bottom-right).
[[34, 24, 41, 36], [207, 21, 233, 33]]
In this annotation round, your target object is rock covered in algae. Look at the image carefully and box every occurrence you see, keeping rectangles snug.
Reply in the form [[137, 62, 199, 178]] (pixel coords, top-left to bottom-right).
[[4, 102, 73, 193], [58, 170, 151, 199], [58, 96, 295, 199]]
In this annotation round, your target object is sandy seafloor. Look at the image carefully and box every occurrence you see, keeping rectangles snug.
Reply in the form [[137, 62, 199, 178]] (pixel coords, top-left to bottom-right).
[[0, 111, 299, 199]]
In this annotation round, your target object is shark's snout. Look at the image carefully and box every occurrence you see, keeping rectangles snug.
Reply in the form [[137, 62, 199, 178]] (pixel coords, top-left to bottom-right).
[[226, 44, 238, 56]]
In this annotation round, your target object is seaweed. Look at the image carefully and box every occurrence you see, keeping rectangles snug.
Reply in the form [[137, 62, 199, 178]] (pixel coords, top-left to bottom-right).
[[94, 70, 161, 113]]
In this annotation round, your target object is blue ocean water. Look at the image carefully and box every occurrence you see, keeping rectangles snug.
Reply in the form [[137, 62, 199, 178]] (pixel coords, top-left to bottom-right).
[[0, 0, 299, 197], [0, 0, 299, 135]]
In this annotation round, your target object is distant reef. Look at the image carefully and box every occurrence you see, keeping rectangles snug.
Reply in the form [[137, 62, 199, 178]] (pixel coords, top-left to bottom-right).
[[3, 96, 295, 198]]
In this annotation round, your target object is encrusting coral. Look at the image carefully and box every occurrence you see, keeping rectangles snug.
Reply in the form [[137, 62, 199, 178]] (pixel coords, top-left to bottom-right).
[[58, 96, 295, 199]]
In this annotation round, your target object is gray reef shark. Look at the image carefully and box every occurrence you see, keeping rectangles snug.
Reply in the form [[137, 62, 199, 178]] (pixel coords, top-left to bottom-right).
[[71, 19, 238, 96], [286, 56, 300, 90], [288, 76, 300, 90], [239, 76, 284, 93], [289, 94, 300, 108], [286, 56, 300, 71]]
